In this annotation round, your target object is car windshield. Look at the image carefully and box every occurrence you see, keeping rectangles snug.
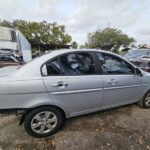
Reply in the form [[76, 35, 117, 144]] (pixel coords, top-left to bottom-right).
[[126, 50, 150, 58], [0, 28, 12, 41]]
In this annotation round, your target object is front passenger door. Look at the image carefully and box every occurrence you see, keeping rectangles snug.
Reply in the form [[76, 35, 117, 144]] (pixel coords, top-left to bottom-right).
[[96, 52, 143, 107]]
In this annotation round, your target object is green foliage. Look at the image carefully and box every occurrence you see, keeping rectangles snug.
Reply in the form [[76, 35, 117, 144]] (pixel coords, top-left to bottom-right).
[[71, 41, 78, 49], [0, 20, 72, 46], [84, 28, 135, 52]]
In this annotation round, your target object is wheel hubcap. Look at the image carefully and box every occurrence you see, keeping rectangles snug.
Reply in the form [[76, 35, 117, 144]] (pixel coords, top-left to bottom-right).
[[145, 93, 150, 107], [31, 111, 58, 134]]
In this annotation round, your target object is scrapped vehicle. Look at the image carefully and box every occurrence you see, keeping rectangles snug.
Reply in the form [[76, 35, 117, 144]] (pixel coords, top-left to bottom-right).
[[0, 49, 150, 138], [0, 26, 32, 62], [125, 49, 150, 72], [0, 54, 21, 68]]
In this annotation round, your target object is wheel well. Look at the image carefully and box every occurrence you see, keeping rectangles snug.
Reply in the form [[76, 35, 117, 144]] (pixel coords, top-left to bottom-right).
[[141, 89, 150, 100], [19, 105, 66, 125]]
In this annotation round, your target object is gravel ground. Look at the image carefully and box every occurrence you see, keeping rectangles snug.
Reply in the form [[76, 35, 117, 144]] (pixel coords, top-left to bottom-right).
[[0, 104, 150, 150]]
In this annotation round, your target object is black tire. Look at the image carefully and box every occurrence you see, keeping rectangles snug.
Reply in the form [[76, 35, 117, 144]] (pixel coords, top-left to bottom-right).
[[24, 106, 64, 138], [138, 90, 150, 108]]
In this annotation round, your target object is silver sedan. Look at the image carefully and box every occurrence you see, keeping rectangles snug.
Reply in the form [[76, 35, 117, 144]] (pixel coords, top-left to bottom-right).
[[0, 49, 150, 138]]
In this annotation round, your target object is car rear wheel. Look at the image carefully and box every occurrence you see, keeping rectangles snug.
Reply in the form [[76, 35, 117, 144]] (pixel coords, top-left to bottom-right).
[[138, 91, 150, 108], [24, 106, 64, 138]]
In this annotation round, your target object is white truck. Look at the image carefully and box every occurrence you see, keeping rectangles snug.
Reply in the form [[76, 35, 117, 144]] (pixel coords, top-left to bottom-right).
[[0, 26, 32, 62]]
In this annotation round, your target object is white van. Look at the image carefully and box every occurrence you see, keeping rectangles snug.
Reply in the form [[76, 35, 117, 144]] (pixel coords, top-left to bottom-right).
[[0, 27, 32, 62]]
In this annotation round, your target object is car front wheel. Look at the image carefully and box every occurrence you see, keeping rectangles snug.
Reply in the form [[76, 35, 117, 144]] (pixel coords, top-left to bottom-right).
[[138, 91, 150, 108], [24, 106, 64, 138]]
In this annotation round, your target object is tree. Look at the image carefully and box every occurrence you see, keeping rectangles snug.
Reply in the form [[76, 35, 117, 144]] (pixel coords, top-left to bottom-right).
[[80, 42, 90, 49], [71, 41, 78, 49], [0, 20, 72, 47], [84, 28, 135, 52]]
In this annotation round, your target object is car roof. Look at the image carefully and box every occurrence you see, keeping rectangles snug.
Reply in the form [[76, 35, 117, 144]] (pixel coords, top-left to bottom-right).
[[45, 49, 111, 55], [28, 49, 114, 65]]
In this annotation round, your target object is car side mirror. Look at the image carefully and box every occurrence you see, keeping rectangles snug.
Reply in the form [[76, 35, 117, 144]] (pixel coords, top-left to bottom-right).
[[135, 67, 143, 77]]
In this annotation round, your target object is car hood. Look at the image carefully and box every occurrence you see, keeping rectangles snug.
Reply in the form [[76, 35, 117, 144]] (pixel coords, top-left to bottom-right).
[[0, 66, 20, 77]]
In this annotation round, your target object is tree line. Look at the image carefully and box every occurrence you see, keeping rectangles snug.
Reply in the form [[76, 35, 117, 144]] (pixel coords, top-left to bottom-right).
[[0, 20, 135, 52], [80, 28, 135, 53], [0, 20, 78, 49]]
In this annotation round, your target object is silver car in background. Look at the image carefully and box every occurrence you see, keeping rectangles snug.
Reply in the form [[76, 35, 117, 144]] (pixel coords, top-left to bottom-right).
[[125, 49, 150, 72], [0, 49, 150, 138]]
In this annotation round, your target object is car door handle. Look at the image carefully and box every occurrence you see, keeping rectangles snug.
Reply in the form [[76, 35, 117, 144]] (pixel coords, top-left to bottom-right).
[[107, 79, 117, 85], [52, 81, 68, 87]]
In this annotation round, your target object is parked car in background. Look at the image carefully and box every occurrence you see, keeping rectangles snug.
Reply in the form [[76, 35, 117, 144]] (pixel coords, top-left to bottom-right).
[[125, 49, 150, 72], [0, 54, 21, 68], [0, 49, 150, 138]]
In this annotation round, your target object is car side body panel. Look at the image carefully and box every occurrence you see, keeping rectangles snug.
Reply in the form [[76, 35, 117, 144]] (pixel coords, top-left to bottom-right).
[[0, 77, 48, 108], [103, 74, 143, 107], [43, 75, 104, 117], [0, 76, 70, 117]]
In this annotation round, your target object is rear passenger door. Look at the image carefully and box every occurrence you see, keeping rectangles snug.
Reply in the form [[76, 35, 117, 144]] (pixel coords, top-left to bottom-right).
[[42, 52, 104, 116]]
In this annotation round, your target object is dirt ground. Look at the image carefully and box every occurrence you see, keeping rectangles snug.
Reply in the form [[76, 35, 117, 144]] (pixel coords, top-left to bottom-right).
[[0, 104, 150, 150]]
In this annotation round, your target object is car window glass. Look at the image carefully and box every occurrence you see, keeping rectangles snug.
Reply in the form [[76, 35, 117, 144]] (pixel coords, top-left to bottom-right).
[[60, 53, 79, 75], [60, 53, 96, 75], [44, 52, 96, 76], [11, 31, 17, 42], [46, 59, 61, 75], [97, 53, 134, 74]]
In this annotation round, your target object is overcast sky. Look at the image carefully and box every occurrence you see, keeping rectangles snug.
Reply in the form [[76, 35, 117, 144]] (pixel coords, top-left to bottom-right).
[[0, 0, 150, 45]]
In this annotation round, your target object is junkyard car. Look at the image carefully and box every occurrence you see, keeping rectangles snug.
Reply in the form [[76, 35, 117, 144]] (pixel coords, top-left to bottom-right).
[[125, 49, 150, 72], [0, 49, 150, 138], [0, 54, 21, 68]]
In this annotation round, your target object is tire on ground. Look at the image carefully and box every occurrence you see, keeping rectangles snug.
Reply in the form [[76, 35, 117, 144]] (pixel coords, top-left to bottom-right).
[[138, 90, 150, 108], [24, 106, 64, 138]]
